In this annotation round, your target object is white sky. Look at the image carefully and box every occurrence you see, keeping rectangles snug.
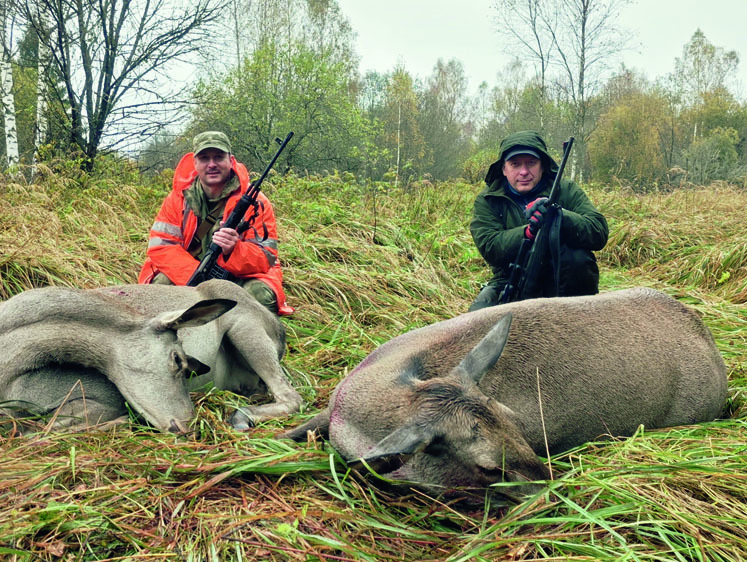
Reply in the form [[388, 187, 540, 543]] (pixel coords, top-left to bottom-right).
[[336, 0, 747, 98]]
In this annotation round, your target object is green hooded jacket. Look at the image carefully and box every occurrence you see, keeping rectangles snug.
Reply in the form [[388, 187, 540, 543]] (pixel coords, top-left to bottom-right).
[[470, 130, 608, 289]]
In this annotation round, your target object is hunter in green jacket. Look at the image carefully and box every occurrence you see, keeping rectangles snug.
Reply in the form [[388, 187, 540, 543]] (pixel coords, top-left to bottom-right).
[[468, 130, 608, 311]]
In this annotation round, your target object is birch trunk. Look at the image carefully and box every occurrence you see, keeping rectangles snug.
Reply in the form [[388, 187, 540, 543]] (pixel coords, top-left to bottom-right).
[[0, 0, 18, 167], [0, 57, 17, 166]]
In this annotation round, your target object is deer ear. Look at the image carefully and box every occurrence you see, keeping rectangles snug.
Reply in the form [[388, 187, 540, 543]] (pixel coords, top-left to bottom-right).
[[453, 312, 512, 385], [151, 298, 237, 331], [352, 423, 435, 475]]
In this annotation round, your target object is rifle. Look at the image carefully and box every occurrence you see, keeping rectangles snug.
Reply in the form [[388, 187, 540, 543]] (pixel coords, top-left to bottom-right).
[[497, 136, 574, 304], [187, 131, 294, 287]]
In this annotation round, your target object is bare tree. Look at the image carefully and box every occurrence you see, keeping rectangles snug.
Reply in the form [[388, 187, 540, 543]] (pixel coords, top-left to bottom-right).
[[492, 0, 556, 128], [20, 0, 224, 168], [493, 0, 632, 180], [549, 0, 632, 180]]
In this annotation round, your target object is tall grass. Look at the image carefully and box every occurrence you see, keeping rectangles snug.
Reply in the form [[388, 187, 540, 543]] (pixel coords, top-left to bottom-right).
[[0, 161, 745, 560]]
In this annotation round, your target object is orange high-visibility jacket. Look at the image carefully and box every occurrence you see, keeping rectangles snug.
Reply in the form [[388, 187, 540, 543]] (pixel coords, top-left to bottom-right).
[[138, 152, 294, 315]]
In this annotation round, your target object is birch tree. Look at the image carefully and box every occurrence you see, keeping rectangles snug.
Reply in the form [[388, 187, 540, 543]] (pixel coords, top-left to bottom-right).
[[670, 29, 740, 151], [673, 29, 739, 107], [492, 0, 556, 128], [549, 0, 632, 180], [381, 68, 426, 184], [32, 12, 51, 168], [418, 59, 472, 179], [0, 0, 18, 167]]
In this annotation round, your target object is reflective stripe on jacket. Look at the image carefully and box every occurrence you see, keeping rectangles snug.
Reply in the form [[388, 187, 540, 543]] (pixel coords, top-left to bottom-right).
[[138, 152, 294, 316]]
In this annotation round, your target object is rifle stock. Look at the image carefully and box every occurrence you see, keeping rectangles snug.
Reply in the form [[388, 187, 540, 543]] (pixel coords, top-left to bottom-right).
[[187, 132, 294, 287], [498, 136, 574, 304]]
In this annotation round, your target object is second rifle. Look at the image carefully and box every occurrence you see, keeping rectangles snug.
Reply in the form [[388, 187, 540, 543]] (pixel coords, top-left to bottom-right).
[[498, 136, 574, 304]]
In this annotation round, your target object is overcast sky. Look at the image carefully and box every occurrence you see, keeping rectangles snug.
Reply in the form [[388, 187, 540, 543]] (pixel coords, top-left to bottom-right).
[[336, 0, 747, 98]]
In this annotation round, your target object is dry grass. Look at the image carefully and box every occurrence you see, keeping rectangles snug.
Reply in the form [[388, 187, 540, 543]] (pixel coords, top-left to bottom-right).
[[0, 162, 745, 560], [0, 163, 155, 297], [595, 184, 747, 303]]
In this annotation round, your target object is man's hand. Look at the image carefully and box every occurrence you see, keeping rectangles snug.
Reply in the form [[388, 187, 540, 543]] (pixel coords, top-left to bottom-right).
[[524, 197, 550, 240], [212, 221, 240, 256]]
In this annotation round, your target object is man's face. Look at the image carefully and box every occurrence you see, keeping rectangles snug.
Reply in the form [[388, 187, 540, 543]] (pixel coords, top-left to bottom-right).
[[502, 154, 543, 193], [194, 148, 232, 194]]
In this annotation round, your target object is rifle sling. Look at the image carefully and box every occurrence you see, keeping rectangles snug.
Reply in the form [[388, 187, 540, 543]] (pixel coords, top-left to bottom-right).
[[188, 199, 227, 259], [519, 208, 563, 299], [548, 209, 563, 296]]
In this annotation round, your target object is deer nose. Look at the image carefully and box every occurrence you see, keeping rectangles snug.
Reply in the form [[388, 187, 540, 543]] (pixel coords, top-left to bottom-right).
[[169, 419, 190, 434]]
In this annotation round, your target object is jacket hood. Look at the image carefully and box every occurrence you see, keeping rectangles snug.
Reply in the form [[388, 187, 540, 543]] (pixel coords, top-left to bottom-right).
[[485, 130, 559, 187]]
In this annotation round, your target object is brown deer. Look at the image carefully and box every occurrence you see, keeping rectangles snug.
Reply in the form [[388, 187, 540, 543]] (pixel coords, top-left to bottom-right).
[[283, 288, 727, 499]]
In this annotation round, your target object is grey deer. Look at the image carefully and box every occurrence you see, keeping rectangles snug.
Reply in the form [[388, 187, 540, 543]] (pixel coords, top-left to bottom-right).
[[0, 279, 301, 433], [283, 288, 727, 498]]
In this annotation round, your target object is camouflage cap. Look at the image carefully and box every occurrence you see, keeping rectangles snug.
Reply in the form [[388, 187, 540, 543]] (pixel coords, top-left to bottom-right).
[[193, 131, 232, 155]]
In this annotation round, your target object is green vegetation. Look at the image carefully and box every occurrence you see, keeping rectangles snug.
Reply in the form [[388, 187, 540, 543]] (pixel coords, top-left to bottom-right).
[[0, 162, 745, 560]]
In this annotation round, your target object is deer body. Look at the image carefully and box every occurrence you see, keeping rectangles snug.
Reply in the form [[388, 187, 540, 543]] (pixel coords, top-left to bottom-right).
[[0, 280, 301, 433], [95, 280, 302, 426], [283, 288, 727, 497]]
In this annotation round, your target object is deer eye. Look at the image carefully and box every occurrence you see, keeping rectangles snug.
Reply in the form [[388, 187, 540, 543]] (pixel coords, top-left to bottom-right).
[[476, 464, 503, 479], [423, 435, 449, 457], [171, 350, 184, 370]]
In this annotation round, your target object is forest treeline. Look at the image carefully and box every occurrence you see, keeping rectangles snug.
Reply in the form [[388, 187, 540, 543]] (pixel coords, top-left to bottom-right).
[[1, 0, 745, 190]]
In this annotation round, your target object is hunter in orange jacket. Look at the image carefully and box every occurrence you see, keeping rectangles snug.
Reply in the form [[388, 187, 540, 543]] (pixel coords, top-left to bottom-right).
[[139, 133, 293, 316]]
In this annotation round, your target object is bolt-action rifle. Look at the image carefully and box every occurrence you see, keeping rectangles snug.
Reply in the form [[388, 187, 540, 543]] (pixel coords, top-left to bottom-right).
[[497, 136, 574, 304], [187, 131, 294, 287]]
